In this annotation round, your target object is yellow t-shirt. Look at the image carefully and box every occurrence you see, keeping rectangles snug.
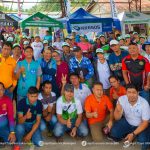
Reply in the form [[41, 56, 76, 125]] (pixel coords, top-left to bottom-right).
[[0, 55, 17, 88]]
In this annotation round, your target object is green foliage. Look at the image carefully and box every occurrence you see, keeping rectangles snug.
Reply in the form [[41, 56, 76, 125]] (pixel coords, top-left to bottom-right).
[[26, 0, 90, 13], [27, 0, 61, 14], [0, 5, 10, 12]]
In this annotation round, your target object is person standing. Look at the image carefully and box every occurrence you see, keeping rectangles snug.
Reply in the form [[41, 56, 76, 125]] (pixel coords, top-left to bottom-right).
[[0, 42, 17, 99], [38, 47, 58, 96], [122, 42, 150, 102], [69, 46, 94, 87], [31, 35, 43, 60], [15, 46, 42, 102], [52, 50, 69, 92], [108, 40, 128, 84], [93, 48, 111, 96]]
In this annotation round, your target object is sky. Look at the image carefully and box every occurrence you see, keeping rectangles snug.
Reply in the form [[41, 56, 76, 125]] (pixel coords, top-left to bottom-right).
[[3, 0, 40, 9]]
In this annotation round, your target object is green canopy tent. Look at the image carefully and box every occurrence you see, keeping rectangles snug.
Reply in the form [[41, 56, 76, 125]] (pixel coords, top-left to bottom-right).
[[20, 12, 63, 30]]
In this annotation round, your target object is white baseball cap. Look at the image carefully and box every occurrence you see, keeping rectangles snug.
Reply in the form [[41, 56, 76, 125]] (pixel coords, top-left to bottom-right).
[[62, 42, 70, 47], [110, 40, 119, 46], [96, 48, 104, 54], [7, 37, 14, 42], [43, 40, 48, 44], [23, 41, 29, 45]]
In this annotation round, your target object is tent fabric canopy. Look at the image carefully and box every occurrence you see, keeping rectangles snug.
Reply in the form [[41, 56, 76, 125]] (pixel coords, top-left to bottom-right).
[[118, 11, 150, 24], [20, 12, 63, 29], [0, 11, 18, 28], [67, 8, 113, 33], [8, 14, 22, 22], [69, 8, 112, 24]]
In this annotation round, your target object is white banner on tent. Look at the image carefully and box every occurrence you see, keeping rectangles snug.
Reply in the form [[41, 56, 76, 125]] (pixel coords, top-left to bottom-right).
[[110, 0, 118, 19], [71, 23, 102, 33]]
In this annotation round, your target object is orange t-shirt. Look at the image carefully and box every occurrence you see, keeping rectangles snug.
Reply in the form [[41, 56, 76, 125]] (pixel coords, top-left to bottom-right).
[[84, 94, 113, 125], [110, 86, 126, 101]]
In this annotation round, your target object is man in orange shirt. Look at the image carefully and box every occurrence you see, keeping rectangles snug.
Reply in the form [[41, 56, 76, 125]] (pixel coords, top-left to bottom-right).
[[0, 42, 17, 99], [84, 82, 114, 142], [109, 75, 126, 107]]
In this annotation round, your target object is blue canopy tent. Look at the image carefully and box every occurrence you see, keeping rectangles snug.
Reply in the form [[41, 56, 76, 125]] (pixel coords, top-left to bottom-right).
[[113, 19, 121, 31], [8, 14, 22, 22], [67, 8, 113, 33]]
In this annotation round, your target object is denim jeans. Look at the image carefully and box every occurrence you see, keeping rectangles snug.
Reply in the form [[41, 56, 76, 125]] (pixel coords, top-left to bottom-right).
[[110, 118, 150, 150], [139, 90, 150, 104], [40, 115, 57, 132], [15, 123, 43, 147], [53, 119, 88, 138], [0, 125, 10, 142]]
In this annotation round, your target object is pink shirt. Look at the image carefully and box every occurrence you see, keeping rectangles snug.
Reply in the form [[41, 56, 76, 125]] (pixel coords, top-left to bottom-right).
[[77, 42, 92, 53]]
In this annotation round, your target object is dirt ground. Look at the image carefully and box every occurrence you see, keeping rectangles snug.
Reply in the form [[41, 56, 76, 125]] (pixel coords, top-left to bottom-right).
[[3, 132, 141, 150]]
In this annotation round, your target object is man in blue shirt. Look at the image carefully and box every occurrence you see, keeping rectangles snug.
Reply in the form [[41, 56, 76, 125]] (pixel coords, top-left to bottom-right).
[[37, 47, 59, 96], [43, 30, 52, 45], [69, 46, 94, 87], [15, 46, 42, 102], [14, 87, 43, 149], [108, 40, 128, 84]]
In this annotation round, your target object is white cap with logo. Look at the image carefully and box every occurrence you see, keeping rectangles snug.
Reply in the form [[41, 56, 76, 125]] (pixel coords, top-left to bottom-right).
[[110, 40, 119, 46]]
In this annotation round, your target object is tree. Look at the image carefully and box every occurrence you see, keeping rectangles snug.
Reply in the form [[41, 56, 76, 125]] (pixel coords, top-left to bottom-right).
[[26, 0, 90, 14], [0, 5, 11, 12]]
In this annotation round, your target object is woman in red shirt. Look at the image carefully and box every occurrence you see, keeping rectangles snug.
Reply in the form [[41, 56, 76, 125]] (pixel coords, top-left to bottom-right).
[[109, 75, 126, 107], [52, 50, 69, 91]]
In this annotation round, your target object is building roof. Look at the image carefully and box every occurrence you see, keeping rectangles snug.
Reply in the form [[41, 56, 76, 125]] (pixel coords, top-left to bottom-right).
[[86, 0, 150, 17]]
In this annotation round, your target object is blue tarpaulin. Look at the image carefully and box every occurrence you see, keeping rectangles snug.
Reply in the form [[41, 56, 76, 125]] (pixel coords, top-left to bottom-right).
[[69, 8, 112, 23], [113, 19, 121, 31], [68, 8, 113, 33]]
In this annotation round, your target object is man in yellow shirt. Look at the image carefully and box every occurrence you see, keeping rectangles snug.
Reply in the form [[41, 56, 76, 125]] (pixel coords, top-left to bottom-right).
[[0, 42, 17, 99]]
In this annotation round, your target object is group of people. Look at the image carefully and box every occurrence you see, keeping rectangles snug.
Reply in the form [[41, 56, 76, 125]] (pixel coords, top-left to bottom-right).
[[0, 29, 150, 150]]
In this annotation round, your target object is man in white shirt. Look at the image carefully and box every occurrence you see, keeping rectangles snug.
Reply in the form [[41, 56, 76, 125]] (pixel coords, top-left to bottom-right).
[[93, 48, 111, 96], [38, 81, 57, 133], [53, 37, 63, 51], [31, 35, 43, 60], [110, 84, 150, 150], [141, 41, 150, 62], [53, 83, 88, 142], [69, 73, 91, 109]]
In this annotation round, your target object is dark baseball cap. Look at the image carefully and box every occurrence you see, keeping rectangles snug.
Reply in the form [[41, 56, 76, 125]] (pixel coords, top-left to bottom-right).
[[73, 46, 81, 52], [64, 83, 74, 92]]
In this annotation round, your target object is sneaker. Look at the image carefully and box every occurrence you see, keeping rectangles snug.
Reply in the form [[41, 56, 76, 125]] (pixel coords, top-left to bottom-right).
[[123, 140, 132, 148], [13, 145, 21, 150], [107, 134, 115, 141]]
